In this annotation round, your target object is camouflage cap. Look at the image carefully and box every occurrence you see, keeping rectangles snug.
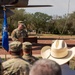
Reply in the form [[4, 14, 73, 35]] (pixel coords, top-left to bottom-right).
[[22, 42, 32, 50], [18, 21, 26, 27], [18, 21, 24, 24], [9, 41, 22, 52]]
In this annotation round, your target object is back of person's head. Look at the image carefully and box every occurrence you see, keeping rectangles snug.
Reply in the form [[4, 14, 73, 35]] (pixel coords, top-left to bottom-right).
[[9, 41, 22, 56], [22, 42, 32, 54], [29, 59, 62, 75]]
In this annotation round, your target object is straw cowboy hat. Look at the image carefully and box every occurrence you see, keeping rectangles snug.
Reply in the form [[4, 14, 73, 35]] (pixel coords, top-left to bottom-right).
[[41, 46, 51, 59], [41, 40, 75, 65]]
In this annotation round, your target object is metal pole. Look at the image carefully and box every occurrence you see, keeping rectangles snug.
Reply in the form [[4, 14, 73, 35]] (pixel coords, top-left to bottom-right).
[[68, 0, 70, 15], [61, 0, 71, 34]]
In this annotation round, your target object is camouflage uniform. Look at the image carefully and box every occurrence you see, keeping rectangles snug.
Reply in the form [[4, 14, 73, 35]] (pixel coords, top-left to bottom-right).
[[2, 41, 31, 75], [11, 21, 28, 41], [22, 42, 38, 64], [23, 54, 38, 64], [11, 28, 28, 41], [2, 57, 30, 75]]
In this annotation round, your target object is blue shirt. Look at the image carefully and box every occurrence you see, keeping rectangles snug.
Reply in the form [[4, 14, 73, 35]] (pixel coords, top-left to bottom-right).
[[61, 64, 75, 75]]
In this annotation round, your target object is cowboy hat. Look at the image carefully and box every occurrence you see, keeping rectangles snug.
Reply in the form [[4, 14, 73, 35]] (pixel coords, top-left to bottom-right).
[[41, 46, 51, 59], [41, 40, 75, 65]]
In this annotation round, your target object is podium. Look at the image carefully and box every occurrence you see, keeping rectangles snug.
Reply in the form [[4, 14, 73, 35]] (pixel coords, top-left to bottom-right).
[[19, 36, 37, 43]]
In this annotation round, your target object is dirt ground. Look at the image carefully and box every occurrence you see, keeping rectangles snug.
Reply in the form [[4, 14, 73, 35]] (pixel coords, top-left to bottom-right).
[[0, 35, 75, 55]]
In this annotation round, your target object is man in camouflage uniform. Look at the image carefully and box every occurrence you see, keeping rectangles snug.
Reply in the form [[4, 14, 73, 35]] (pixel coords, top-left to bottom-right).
[[22, 42, 38, 64], [11, 21, 28, 42], [2, 41, 31, 75]]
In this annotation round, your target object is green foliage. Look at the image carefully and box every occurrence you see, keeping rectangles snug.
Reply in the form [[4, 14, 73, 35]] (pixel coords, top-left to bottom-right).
[[32, 12, 52, 33], [0, 9, 75, 35]]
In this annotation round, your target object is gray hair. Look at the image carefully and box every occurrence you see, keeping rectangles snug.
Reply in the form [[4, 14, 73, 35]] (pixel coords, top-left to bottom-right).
[[29, 59, 62, 75]]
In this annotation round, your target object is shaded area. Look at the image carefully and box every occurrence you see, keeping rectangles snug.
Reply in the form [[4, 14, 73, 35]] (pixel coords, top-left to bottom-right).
[[0, 7, 14, 18]]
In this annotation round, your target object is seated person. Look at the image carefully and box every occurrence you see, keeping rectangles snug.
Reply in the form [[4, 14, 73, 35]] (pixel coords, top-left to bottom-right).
[[2, 41, 31, 75], [22, 42, 38, 64], [29, 59, 62, 75], [41, 40, 75, 75]]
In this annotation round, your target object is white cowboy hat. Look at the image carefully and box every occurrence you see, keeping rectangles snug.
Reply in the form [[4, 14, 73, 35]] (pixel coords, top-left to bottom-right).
[[41, 40, 75, 65], [41, 46, 51, 59]]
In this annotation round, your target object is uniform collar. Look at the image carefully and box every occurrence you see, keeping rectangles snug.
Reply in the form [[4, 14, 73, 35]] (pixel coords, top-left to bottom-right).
[[10, 55, 22, 58]]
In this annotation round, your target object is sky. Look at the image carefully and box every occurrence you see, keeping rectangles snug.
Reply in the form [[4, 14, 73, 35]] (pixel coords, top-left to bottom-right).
[[24, 0, 75, 16]]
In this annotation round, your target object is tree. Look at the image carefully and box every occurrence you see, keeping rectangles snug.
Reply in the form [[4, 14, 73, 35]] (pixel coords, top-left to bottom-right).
[[7, 9, 27, 34], [32, 12, 52, 33]]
